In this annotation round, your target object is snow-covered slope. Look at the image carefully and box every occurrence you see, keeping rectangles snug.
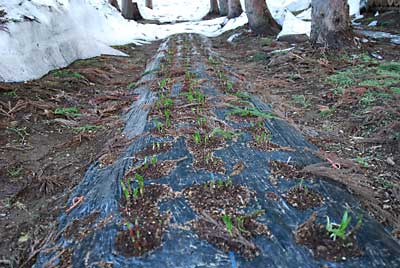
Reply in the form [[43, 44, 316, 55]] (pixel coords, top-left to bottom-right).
[[0, 0, 365, 82], [0, 0, 247, 82]]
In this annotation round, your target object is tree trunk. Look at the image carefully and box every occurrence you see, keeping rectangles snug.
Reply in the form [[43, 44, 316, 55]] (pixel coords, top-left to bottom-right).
[[122, 0, 143, 20], [311, 0, 353, 49], [108, 0, 120, 11], [218, 0, 228, 16], [244, 0, 280, 35], [209, 0, 219, 14], [228, 0, 243, 19], [145, 0, 153, 9]]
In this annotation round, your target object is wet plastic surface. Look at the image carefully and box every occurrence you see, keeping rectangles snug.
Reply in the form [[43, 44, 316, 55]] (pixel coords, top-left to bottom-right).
[[35, 35, 400, 268]]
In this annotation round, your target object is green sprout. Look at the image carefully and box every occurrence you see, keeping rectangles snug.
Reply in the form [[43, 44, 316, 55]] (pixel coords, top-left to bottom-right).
[[226, 176, 233, 186], [164, 109, 171, 128], [236, 216, 246, 233], [151, 155, 158, 166], [222, 215, 233, 236], [154, 120, 164, 132], [193, 131, 202, 144], [195, 89, 205, 103], [120, 180, 131, 202], [135, 173, 145, 196], [326, 211, 362, 241]]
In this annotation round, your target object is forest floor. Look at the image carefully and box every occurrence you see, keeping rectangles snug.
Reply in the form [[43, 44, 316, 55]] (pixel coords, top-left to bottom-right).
[[0, 10, 399, 267], [211, 11, 400, 234]]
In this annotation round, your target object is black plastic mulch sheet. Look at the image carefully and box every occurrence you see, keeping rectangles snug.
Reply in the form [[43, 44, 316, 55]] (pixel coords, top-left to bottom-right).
[[36, 36, 400, 268]]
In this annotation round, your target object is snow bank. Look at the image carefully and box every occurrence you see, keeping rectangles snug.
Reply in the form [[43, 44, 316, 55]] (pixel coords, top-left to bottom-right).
[[0, 0, 246, 82], [270, 0, 365, 40]]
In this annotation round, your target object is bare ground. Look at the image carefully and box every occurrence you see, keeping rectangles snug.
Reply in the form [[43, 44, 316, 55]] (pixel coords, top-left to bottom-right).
[[0, 42, 160, 267]]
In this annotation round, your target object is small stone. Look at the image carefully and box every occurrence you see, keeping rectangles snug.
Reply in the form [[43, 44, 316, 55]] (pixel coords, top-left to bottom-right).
[[386, 157, 395, 166], [316, 245, 328, 253]]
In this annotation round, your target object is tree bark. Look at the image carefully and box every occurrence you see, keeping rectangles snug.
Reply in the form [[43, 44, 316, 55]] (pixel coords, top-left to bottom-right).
[[209, 0, 219, 14], [145, 0, 153, 9], [244, 0, 280, 35], [122, 0, 143, 20], [108, 0, 121, 11], [311, 0, 353, 49], [218, 0, 228, 16], [228, 0, 243, 19]]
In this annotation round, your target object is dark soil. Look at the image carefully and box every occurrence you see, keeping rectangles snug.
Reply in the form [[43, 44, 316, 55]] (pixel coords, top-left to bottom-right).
[[282, 186, 324, 210], [183, 181, 254, 215], [184, 182, 270, 259], [268, 160, 305, 180], [295, 213, 362, 262], [116, 184, 172, 257], [0, 42, 160, 266], [186, 133, 227, 174], [134, 159, 180, 180], [193, 210, 271, 260]]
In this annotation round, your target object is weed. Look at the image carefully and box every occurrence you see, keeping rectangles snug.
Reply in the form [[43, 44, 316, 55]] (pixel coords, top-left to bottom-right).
[[210, 128, 238, 140], [7, 167, 22, 177], [222, 214, 233, 236], [7, 127, 29, 143], [326, 70, 356, 87], [72, 125, 104, 133], [226, 81, 234, 92], [378, 62, 400, 74], [128, 82, 137, 90], [360, 91, 376, 106], [228, 107, 275, 119], [53, 70, 84, 79], [355, 156, 369, 168], [260, 37, 273, 46], [158, 78, 169, 89], [390, 87, 400, 94], [320, 107, 336, 118], [232, 91, 251, 100], [208, 56, 219, 65], [255, 131, 272, 143], [251, 52, 266, 62], [292, 95, 312, 108], [326, 210, 362, 241], [142, 69, 157, 77], [54, 107, 81, 117], [4, 90, 17, 97]]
